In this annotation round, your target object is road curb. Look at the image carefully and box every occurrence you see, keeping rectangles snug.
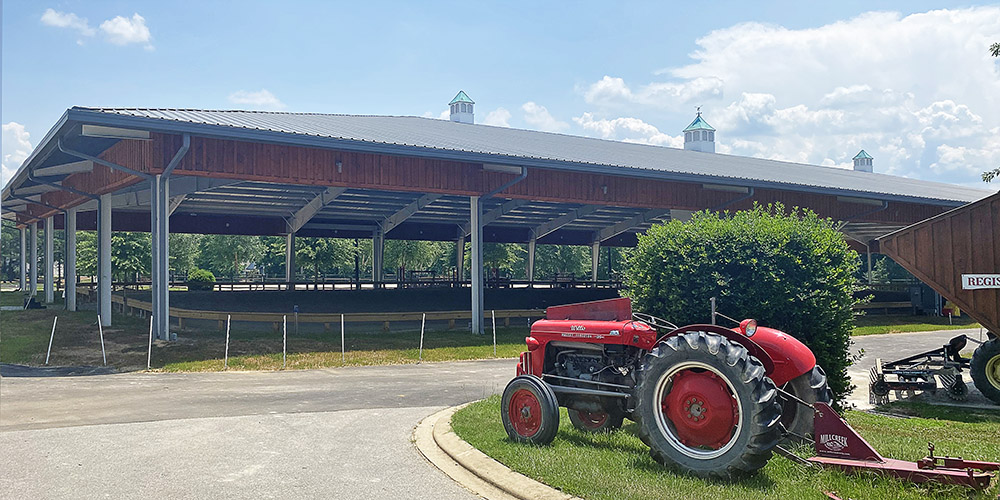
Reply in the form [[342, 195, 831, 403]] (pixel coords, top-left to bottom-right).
[[414, 404, 580, 500]]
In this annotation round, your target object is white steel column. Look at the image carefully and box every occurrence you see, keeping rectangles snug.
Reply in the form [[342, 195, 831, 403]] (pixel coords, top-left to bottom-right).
[[99, 194, 112, 327], [456, 236, 466, 281], [29, 222, 38, 296], [285, 233, 295, 289], [66, 208, 77, 312], [372, 229, 384, 288], [19, 226, 27, 291], [470, 196, 483, 334], [527, 236, 536, 283], [44, 216, 54, 303], [591, 241, 600, 282], [150, 177, 161, 338], [157, 176, 171, 339]]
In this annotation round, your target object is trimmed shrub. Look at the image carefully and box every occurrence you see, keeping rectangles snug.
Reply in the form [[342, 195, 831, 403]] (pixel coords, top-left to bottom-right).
[[623, 203, 860, 400], [187, 268, 216, 291]]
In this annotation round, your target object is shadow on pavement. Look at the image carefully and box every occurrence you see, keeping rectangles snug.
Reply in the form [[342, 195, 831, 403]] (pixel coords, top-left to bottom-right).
[[0, 363, 117, 378]]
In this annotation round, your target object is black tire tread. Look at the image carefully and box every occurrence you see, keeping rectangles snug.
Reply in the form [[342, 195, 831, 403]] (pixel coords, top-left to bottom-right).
[[500, 375, 561, 444], [970, 338, 1000, 406], [634, 331, 782, 479]]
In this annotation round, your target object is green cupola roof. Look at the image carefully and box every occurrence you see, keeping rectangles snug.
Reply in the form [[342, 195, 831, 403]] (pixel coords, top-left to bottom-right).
[[853, 149, 873, 160], [449, 91, 475, 105], [683, 113, 715, 132]]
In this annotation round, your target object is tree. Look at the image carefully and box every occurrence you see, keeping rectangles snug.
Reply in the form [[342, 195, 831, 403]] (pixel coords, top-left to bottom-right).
[[534, 244, 589, 278], [1, 219, 20, 281], [623, 204, 860, 400], [110, 232, 151, 281], [195, 235, 264, 277], [986, 42, 1000, 182], [169, 233, 202, 274]]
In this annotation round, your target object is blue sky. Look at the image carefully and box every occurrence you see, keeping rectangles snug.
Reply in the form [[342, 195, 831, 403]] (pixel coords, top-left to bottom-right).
[[3, 1, 999, 189]]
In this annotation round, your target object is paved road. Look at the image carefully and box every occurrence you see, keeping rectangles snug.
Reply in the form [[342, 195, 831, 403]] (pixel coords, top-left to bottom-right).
[[1, 359, 514, 499], [1, 328, 992, 498], [847, 327, 993, 409]]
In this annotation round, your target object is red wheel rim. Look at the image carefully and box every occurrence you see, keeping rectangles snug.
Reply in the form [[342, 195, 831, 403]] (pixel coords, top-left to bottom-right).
[[574, 410, 608, 429], [661, 369, 738, 449], [509, 388, 543, 437]]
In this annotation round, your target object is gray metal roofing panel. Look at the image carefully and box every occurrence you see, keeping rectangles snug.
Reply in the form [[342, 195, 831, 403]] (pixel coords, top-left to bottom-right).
[[71, 108, 993, 204]]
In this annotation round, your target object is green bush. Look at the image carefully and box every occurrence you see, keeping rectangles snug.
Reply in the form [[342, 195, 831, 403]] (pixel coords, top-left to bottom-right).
[[186, 268, 216, 291], [623, 203, 860, 400]]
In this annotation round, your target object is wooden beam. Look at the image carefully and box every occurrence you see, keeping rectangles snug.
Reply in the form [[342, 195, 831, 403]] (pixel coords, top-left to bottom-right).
[[460, 198, 529, 237], [596, 209, 670, 242], [531, 205, 601, 240], [286, 187, 347, 233], [383, 194, 441, 233]]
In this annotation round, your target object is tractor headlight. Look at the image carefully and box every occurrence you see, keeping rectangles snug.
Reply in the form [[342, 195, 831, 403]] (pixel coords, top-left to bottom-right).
[[740, 319, 757, 337]]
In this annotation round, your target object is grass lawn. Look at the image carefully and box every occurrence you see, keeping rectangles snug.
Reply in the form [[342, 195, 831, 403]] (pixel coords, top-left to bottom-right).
[[852, 314, 981, 336], [0, 291, 527, 371], [452, 397, 1000, 500], [1, 289, 986, 373]]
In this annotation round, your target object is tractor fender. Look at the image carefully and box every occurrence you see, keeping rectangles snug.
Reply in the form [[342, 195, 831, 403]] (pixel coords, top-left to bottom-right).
[[660, 325, 776, 376], [744, 326, 816, 387]]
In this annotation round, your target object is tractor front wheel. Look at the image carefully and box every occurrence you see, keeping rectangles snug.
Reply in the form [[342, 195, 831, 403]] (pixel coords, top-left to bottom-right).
[[501, 375, 560, 444], [779, 365, 833, 442], [635, 331, 782, 479], [971, 337, 1000, 405]]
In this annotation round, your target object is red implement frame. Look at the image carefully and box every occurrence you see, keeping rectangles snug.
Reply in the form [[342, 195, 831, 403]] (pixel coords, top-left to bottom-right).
[[807, 403, 999, 489]]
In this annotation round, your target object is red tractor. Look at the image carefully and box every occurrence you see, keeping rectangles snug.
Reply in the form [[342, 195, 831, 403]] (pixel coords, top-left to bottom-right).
[[501, 297, 832, 479]]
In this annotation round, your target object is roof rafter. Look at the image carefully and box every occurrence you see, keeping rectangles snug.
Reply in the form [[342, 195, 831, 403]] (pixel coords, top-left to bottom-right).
[[460, 199, 530, 237], [596, 209, 670, 242], [286, 187, 347, 233], [531, 205, 601, 240], [382, 193, 442, 234]]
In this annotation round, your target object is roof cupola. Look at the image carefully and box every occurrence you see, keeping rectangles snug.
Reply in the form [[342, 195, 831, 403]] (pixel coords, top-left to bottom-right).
[[683, 107, 715, 153], [853, 150, 873, 172], [449, 91, 475, 124]]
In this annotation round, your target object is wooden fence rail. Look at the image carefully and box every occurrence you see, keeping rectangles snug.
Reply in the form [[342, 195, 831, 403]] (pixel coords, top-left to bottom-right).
[[110, 294, 543, 332]]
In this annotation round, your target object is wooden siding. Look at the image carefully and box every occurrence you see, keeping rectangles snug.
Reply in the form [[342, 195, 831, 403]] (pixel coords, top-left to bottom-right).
[[880, 191, 1000, 334], [30, 133, 951, 227]]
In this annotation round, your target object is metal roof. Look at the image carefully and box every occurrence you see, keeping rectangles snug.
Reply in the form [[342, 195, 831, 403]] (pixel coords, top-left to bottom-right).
[[853, 150, 873, 160], [30, 107, 984, 206]]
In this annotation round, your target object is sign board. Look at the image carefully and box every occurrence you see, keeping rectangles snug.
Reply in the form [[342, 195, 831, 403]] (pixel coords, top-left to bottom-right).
[[961, 274, 1000, 290]]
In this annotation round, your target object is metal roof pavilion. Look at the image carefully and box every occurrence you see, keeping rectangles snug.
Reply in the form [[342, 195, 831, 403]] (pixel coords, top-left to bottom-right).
[[2, 105, 994, 337]]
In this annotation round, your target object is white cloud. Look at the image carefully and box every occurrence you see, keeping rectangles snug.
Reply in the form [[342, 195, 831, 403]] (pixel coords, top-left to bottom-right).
[[578, 7, 1000, 185], [583, 75, 724, 110], [100, 13, 153, 49], [574, 113, 681, 147], [2, 123, 33, 189], [40, 8, 95, 37], [481, 107, 512, 127], [522, 102, 568, 132], [228, 89, 286, 110]]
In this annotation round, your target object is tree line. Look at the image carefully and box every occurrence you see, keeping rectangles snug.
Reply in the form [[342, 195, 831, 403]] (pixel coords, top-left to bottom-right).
[[0, 219, 625, 283]]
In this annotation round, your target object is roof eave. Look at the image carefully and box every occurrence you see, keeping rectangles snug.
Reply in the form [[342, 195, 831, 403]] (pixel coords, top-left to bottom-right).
[[2, 108, 981, 211]]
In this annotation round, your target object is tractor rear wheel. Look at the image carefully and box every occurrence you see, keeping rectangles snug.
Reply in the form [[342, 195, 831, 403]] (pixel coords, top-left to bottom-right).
[[779, 366, 833, 443], [568, 407, 625, 433], [970, 337, 1000, 405], [501, 375, 560, 444], [634, 331, 782, 479]]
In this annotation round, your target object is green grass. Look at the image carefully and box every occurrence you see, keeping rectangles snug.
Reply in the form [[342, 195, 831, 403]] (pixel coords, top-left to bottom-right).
[[157, 327, 528, 372], [452, 397, 1000, 500], [0, 291, 526, 371], [852, 315, 981, 336]]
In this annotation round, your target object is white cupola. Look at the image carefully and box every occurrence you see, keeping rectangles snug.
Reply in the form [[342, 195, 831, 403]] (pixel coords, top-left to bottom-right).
[[449, 90, 475, 124], [852, 150, 873, 172], [683, 107, 716, 153]]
